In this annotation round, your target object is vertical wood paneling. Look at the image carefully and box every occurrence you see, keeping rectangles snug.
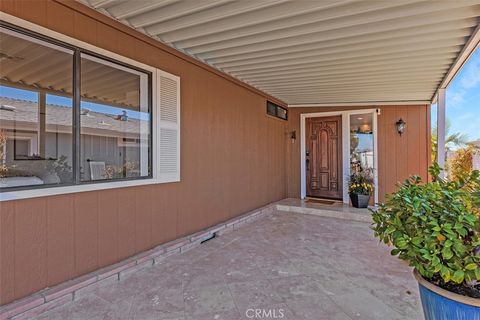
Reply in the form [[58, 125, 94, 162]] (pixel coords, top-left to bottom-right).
[[159, 183, 179, 244], [116, 188, 136, 260], [46, 1, 74, 37], [424, 105, 432, 180], [396, 106, 409, 183], [14, 199, 47, 299], [97, 189, 118, 267], [96, 23, 119, 53], [150, 185, 166, 245], [46, 195, 74, 286], [377, 107, 387, 202], [14, 0, 47, 26], [384, 107, 398, 195], [73, 11, 97, 45], [74, 192, 98, 275], [407, 106, 421, 177], [135, 186, 153, 252], [0, 201, 15, 304], [0, 0, 17, 14]]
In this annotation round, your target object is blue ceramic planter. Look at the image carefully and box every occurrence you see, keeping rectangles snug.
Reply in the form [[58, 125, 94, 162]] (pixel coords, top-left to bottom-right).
[[414, 271, 480, 320]]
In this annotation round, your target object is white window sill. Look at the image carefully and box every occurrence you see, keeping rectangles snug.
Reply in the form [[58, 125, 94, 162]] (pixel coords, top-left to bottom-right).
[[0, 177, 179, 202]]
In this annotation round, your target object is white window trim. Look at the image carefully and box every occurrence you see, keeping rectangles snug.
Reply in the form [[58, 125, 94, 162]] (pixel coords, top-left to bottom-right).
[[0, 13, 180, 202], [300, 109, 379, 204]]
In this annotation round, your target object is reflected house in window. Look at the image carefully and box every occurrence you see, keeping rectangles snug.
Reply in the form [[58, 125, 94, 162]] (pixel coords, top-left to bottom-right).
[[0, 25, 151, 189], [0, 95, 150, 184]]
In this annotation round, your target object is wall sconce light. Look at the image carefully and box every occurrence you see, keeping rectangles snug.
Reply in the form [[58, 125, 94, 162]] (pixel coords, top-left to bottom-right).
[[396, 118, 406, 136], [290, 130, 296, 143]]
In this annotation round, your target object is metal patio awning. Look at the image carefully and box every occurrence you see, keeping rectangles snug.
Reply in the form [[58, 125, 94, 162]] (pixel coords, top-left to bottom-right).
[[82, 0, 480, 106]]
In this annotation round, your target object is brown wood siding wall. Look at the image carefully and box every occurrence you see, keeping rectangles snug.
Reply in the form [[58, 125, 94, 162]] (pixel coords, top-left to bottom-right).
[[0, 1, 287, 305], [286, 105, 431, 201]]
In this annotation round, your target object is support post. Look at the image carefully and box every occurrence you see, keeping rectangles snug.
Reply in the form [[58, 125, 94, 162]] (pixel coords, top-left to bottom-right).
[[437, 88, 446, 178]]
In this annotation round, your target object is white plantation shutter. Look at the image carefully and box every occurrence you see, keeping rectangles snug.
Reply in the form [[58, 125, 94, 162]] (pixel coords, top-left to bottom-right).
[[156, 70, 180, 182]]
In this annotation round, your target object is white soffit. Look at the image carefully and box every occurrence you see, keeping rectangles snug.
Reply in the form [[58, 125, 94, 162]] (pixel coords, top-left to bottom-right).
[[81, 0, 480, 105]]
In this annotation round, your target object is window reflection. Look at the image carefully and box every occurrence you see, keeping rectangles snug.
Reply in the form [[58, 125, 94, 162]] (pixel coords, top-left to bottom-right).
[[0, 26, 152, 190], [0, 28, 74, 188], [350, 113, 374, 175], [80, 54, 150, 181]]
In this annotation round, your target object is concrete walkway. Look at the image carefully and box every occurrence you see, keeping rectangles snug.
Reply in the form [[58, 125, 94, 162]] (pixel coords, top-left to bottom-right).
[[34, 211, 423, 320]]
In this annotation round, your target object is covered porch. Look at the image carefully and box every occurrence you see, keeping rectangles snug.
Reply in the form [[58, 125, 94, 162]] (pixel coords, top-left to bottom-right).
[[1, 1, 480, 319]]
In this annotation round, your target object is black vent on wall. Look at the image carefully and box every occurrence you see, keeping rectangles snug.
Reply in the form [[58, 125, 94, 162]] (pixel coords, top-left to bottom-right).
[[266, 101, 287, 120]]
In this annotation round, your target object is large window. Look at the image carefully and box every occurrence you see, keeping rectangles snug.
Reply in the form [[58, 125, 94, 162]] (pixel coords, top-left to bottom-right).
[[0, 24, 152, 190]]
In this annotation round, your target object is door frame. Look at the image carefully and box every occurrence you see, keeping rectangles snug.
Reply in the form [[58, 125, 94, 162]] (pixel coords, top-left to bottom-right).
[[300, 109, 378, 204]]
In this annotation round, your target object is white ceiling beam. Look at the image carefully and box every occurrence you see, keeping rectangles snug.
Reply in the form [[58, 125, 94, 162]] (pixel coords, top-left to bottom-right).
[[106, 0, 179, 20], [251, 78, 444, 92], [89, 0, 124, 9], [246, 70, 446, 84], [128, 0, 233, 29], [222, 43, 462, 73], [208, 29, 470, 68], [172, 0, 437, 48], [181, 4, 479, 53], [230, 54, 457, 78], [222, 48, 460, 74], [216, 37, 465, 70], [267, 82, 438, 91], [279, 92, 432, 99], [198, 20, 477, 61], [268, 87, 438, 95], [156, 0, 355, 42], [289, 101, 431, 107], [145, 0, 288, 36], [235, 59, 453, 81]]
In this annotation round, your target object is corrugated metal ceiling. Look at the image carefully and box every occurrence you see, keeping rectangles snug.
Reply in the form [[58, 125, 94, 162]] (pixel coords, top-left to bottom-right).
[[80, 0, 480, 105]]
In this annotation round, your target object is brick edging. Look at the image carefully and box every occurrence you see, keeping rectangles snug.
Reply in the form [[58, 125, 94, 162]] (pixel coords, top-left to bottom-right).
[[0, 203, 277, 320]]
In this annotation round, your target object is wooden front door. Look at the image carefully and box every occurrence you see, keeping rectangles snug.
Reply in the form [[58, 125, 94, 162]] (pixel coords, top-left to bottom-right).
[[306, 116, 342, 199]]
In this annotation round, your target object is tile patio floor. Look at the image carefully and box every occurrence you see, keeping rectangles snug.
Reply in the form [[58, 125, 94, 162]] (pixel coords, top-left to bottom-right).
[[34, 210, 423, 320]]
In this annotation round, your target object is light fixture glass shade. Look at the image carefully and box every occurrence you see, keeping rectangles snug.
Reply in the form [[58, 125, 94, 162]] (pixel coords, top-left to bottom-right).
[[396, 118, 406, 135]]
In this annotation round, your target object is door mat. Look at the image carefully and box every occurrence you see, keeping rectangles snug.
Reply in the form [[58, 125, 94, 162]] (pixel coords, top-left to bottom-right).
[[306, 198, 337, 205]]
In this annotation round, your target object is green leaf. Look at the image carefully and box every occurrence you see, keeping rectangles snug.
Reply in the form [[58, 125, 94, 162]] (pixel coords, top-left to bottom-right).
[[411, 237, 423, 245], [452, 270, 464, 284], [475, 268, 480, 280], [391, 249, 400, 256], [395, 237, 408, 249], [386, 226, 396, 234], [442, 247, 453, 260], [441, 266, 451, 282], [465, 263, 477, 270]]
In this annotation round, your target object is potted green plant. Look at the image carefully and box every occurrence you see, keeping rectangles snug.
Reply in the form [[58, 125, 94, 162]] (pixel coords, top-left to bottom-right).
[[348, 170, 373, 208], [371, 163, 480, 320]]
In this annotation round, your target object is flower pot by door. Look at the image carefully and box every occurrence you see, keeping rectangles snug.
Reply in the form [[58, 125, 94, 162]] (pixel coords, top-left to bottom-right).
[[414, 271, 480, 320], [350, 194, 370, 208]]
